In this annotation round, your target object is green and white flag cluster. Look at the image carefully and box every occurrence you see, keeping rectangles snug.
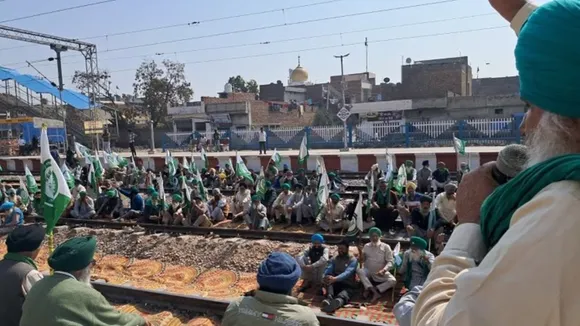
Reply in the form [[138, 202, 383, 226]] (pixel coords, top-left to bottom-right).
[[235, 152, 254, 182], [40, 126, 72, 234], [453, 134, 466, 155], [25, 164, 39, 194], [298, 134, 309, 164], [271, 149, 282, 166]]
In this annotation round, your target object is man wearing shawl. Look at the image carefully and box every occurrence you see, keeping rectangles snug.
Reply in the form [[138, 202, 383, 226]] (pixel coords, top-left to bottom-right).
[[412, 2, 580, 326], [430, 162, 450, 193], [316, 193, 346, 232], [371, 180, 399, 232], [296, 233, 330, 292], [405, 160, 417, 184], [273, 183, 293, 222], [398, 182, 424, 226], [398, 237, 434, 291], [357, 227, 397, 303], [245, 195, 270, 230]]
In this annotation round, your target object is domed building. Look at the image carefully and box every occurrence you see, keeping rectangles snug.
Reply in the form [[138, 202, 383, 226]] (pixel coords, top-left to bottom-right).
[[288, 56, 310, 86]]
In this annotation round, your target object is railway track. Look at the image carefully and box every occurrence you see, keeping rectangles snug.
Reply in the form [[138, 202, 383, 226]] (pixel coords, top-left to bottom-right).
[[93, 282, 392, 326], [49, 218, 410, 248]]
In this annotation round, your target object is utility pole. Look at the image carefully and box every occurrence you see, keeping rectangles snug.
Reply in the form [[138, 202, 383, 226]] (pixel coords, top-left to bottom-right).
[[365, 37, 369, 73], [334, 53, 350, 149], [49, 44, 69, 150]]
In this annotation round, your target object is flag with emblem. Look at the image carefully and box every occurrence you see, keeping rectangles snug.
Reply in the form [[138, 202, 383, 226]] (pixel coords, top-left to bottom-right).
[[60, 163, 75, 189], [40, 126, 72, 234], [156, 173, 166, 211], [74, 142, 92, 159], [19, 177, 30, 207], [256, 166, 267, 199], [453, 134, 466, 155], [395, 164, 407, 194], [88, 160, 100, 195], [298, 133, 309, 164], [25, 164, 39, 194], [201, 148, 208, 169], [235, 152, 254, 182], [316, 157, 330, 216], [196, 169, 207, 201], [271, 148, 282, 166], [91, 155, 103, 179], [345, 193, 364, 237], [189, 154, 197, 173]]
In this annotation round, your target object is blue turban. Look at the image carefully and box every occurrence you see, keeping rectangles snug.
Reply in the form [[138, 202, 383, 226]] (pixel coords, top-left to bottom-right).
[[0, 202, 14, 212], [257, 252, 301, 294], [516, 0, 580, 117], [311, 233, 324, 243]]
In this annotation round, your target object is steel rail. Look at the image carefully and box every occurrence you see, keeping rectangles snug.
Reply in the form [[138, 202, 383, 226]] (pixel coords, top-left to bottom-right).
[[93, 282, 392, 326], [52, 218, 410, 247]]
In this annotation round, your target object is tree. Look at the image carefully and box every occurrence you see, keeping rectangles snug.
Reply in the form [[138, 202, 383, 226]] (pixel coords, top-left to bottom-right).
[[227, 75, 259, 94], [133, 59, 193, 127]]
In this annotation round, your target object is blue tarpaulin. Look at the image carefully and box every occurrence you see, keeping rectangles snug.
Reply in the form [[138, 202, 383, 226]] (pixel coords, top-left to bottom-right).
[[0, 66, 92, 110]]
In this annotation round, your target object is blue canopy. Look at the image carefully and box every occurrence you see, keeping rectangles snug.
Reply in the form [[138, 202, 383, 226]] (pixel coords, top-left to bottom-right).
[[0, 66, 92, 110]]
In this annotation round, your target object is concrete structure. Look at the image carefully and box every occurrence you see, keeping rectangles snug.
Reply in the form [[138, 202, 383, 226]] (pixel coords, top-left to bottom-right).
[[330, 72, 376, 104], [1, 146, 502, 174]]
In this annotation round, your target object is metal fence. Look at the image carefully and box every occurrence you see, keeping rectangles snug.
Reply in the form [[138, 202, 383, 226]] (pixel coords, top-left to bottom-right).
[[163, 117, 524, 151]]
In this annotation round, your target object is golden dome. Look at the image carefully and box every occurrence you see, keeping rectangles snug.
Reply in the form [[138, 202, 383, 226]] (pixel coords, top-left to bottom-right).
[[290, 56, 308, 83]]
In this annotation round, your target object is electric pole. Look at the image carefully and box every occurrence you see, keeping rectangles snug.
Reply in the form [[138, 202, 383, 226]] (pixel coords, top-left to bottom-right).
[[334, 53, 350, 149]]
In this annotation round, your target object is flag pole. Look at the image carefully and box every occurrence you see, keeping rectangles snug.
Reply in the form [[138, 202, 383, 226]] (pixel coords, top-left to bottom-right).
[[392, 265, 396, 303]]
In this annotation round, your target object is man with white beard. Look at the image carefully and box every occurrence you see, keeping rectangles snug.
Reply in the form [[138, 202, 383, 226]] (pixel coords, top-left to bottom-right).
[[411, 1, 580, 326], [398, 237, 434, 291], [20, 236, 148, 326]]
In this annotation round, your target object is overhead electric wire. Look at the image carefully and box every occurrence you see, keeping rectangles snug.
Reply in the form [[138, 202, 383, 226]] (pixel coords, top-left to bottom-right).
[[56, 25, 506, 79], [0, 0, 343, 52], [0, 0, 117, 24], [5, 12, 496, 69], [4, 0, 461, 66]]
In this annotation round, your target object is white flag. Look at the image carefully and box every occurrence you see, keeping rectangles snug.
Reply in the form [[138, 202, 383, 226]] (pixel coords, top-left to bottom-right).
[[354, 192, 364, 232], [453, 134, 466, 155], [271, 148, 282, 166], [298, 134, 309, 164], [41, 126, 72, 234]]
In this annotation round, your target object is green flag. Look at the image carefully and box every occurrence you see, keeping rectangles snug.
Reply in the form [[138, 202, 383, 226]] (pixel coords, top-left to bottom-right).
[[25, 164, 39, 194], [196, 170, 207, 201], [316, 157, 330, 216], [60, 163, 75, 189], [166, 150, 176, 177], [298, 134, 309, 165], [256, 166, 267, 199], [41, 126, 72, 234], [453, 134, 466, 155], [271, 148, 282, 166], [235, 152, 254, 182], [395, 164, 407, 194], [19, 177, 30, 207], [157, 173, 166, 211], [189, 154, 197, 173], [201, 148, 208, 169]]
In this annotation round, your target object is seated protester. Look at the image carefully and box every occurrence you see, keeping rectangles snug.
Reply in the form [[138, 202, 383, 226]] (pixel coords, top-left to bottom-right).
[[20, 236, 148, 326], [295, 233, 329, 292], [357, 227, 397, 303], [118, 186, 144, 220], [397, 182, 424, 226], [301, 186, 317, 223], [232, 183, 251, 219], [140, 191, 164, 223], [434, 182, 457, 224], [70, 191, 96, 220], [285, 183, 308, 225], [272, 170, 285, 190], [6, 188, 24, 210], [365, 164, 384, 189], [429, 183, 457, 253], [163, 194, 184, 225], [0, 224, 45, 326], [309, 170, 319, 190], [260, 181, 277, 217], [316, 193, 347, 232], [204, 168, 220, 189], [208, 188, 228, 223], [430, 162, 450, 193], [296, 169, 308, 187], [224, 163, 235, 177], [280, 170, 299, 190], [457, 162, 470, 183], [191, 195, 212, 227], [398, 236, 434, 291], [221, 252, 319, 326], [406, 196, 438, 239], [96, 189, 121, 219], [328, 172, 344, 191], [217, 172, 227, 188], [321, 239, 358, 313], [244, 195, 270, 230], [404, 160, 417, 184], [371, 179, 399, 232], [1, 202, 24, 226], [273, 183, 293, 223]]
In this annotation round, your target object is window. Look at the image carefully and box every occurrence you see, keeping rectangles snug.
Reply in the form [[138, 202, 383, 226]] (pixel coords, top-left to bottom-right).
[[494, 108, 504, 115]]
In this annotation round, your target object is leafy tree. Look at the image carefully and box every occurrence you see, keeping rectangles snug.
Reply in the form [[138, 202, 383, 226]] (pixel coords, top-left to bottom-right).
[[227, 75, 259, 94], [133, 59, 193, 127]]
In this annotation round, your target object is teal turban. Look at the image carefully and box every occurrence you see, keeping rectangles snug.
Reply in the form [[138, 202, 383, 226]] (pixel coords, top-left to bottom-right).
[[282, 183, 291, 190], [48, 236, 97, 272], [516, 0, 580, 117], [369, 227, 382, 237], [410, 236, 427, 250]]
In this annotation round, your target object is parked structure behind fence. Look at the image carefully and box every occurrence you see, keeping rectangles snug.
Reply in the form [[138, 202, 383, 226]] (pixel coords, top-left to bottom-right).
[[163, 117, 524, 151]]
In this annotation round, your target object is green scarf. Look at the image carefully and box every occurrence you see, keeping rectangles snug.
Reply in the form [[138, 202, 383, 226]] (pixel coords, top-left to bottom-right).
[[403, 251, 429, 289], [3, 252, 38, 270], [481, 154, 580, 249]]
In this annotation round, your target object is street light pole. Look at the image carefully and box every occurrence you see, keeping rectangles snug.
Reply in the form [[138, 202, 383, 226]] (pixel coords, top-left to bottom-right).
[[149, 120, 156, 154], [334, 53, 350, 149]]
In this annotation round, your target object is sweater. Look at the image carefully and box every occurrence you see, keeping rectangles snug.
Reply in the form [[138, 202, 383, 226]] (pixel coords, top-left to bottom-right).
[[20, 274, 146, 326]]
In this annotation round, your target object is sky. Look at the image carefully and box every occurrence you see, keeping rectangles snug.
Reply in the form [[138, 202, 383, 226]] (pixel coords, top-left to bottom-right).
[[0, 0, 550, 100]]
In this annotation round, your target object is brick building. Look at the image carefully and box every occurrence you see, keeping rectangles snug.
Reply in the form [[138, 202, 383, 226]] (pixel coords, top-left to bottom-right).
[[400, 56, 472, 99]]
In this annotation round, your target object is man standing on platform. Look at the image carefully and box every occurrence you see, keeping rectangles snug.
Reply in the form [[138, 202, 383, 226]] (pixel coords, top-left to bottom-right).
[[357, 227, 397, 303], [258, 127, 267, 154]]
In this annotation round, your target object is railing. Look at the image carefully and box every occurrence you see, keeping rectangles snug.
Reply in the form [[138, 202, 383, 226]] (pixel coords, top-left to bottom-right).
[[163, 117, 523, 151]]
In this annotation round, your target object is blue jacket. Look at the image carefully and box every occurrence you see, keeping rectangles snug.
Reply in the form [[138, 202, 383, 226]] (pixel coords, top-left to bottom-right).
[[119, 188, 144, 212], [4, 208, 24, 226], [323, 255, 358, 282]]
